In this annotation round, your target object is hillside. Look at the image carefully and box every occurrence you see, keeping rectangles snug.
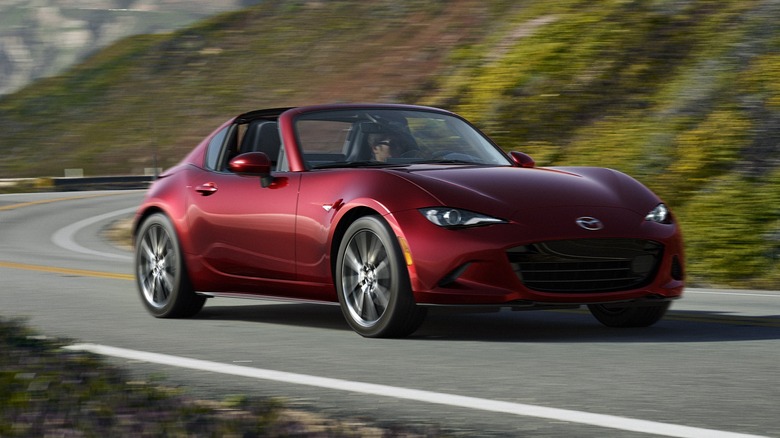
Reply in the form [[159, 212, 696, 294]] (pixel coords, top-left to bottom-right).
[[0, 0, 261, 95], [0, 0, 778, 288]]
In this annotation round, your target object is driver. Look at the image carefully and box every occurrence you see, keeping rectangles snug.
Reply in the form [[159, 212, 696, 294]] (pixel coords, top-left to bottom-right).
[[368, 133, 403, 162]]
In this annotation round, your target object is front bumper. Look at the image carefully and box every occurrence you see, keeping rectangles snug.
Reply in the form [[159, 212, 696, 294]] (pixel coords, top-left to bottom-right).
[[388, 207, 685, 306]]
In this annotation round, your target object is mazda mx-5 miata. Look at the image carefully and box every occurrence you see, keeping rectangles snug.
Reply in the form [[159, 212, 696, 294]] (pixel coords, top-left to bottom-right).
[[133, 103, 684, 337]]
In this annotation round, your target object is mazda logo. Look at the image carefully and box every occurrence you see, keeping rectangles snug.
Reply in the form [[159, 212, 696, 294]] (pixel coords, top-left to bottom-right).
[[576, 217, 604, 231]]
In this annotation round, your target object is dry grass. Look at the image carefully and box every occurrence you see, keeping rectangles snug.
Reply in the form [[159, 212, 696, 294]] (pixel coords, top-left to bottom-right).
[[102, 217, 134, 251], [0, 317, 442, 437]]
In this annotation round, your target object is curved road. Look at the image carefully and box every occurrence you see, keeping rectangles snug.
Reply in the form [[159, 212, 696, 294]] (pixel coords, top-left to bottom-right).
[[1, 191, 778, 437]]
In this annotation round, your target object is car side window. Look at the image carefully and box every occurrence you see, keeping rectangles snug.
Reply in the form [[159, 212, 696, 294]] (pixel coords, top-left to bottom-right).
[[295, 119, 350, 167], [236, 121, 282, 167], [204, 126, 229, 171]]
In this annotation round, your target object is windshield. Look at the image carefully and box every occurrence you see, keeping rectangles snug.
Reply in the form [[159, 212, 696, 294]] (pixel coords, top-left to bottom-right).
[[293, 109, 512, 169]]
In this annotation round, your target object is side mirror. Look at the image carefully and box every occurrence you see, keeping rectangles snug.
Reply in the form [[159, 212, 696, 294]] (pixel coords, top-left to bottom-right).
[[509, 151, 535, 168], [229, 152, 274, 188]]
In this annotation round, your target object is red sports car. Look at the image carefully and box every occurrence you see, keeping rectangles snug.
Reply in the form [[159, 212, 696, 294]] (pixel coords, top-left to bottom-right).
[[133, 104, 684, 337]]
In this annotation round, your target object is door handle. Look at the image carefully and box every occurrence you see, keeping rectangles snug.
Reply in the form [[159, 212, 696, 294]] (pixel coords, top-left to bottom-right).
[[195, 182, 218, 195]]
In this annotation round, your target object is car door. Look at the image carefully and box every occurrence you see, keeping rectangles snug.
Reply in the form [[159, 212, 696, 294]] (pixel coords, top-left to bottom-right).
[[184, 121, 301, 285], [186, 169, 300, 283]]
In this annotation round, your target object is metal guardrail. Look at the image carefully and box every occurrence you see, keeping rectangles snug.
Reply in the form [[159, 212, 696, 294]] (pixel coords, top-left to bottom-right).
[[51, 175, 155, 191]]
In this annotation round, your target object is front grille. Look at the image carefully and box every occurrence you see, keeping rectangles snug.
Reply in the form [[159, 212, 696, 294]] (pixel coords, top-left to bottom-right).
[[507, 239, 663, 293]]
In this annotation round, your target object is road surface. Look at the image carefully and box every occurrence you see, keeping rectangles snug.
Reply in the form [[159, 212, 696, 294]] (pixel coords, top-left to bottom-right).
[[0, 191, 777, 437]]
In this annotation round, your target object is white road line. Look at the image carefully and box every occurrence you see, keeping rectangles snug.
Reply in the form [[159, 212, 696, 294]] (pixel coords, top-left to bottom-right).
[[65, 343, 766, 438], [51, 207, 135, 261]]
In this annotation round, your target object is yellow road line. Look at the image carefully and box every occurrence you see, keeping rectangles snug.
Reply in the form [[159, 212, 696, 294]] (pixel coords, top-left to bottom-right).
[[0, 192, 135, 212], [0, 261, 133, 281], [0, 193, 139, 279]]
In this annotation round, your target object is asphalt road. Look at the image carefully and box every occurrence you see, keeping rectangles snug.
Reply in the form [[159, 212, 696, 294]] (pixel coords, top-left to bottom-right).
[[1, 191, 778, 437]]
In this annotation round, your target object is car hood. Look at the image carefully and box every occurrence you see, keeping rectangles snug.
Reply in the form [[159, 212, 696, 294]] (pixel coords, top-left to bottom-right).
[[393, 165, 660, 219]]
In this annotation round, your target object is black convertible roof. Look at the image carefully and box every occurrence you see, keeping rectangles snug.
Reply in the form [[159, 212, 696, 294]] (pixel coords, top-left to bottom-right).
[[235, 107, 293, 123]]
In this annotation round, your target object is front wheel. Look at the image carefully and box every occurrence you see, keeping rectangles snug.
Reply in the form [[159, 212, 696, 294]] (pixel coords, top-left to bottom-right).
[[335, 216, 426, 338], [588, 302, 671, 327], [135, 213, 205, 318]]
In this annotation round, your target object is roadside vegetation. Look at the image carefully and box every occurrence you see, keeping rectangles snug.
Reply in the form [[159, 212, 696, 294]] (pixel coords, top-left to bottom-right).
[[0, 0, 778, 287], [0, 317, 437, 437]]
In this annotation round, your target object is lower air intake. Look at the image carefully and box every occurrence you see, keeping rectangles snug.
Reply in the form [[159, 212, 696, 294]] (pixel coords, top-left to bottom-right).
[[507, 239, 663, 293]]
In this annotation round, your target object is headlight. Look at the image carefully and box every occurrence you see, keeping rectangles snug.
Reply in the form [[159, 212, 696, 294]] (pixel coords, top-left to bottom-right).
[[645, 203, 672, 224], [420, 208, 506, 228]]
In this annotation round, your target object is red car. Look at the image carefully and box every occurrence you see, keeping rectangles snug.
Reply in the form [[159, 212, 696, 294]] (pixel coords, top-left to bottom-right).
[[133, 104, 684, 338]]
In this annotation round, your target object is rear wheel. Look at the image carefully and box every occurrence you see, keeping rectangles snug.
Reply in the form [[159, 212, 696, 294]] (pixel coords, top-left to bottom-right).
[[588, 302, 671, 327], [135, 213, 205, 318], [336, 216, 426, 338]]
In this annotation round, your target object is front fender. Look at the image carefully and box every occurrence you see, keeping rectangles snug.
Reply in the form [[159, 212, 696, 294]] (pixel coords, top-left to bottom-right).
[[295, 169, 441, 285]]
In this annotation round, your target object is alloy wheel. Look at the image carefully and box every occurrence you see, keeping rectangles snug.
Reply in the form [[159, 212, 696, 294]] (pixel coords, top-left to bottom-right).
[[137, 223, 176, 309], [341, 229, 392, 328]]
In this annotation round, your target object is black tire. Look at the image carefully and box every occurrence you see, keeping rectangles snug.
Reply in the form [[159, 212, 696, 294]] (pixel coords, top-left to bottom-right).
[[588, 302, 671, 327], [335, 215, 426, 338], [134, 213, 205, 318]]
